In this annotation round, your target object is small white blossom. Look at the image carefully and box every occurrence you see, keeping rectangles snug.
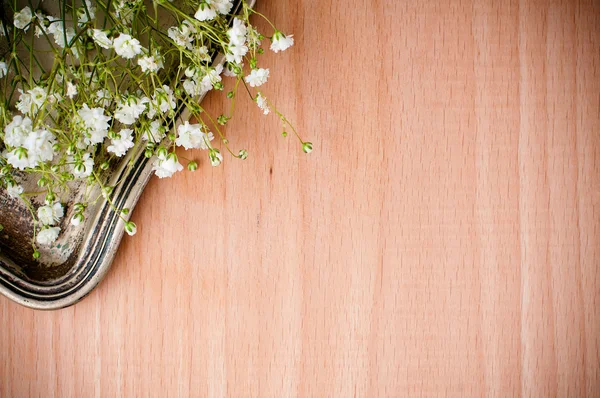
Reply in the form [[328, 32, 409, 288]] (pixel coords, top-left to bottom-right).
[[95, 89, 112, 107], [0, 62, 7, 78], [6, 182, 23, 198], [37, 227, 60, 246], [114, 96, 148, 125], [227, 18, 247, 46], [91, 29, 112, 49], [78, 104, 111, 145], [211, 0, 234, 14], [138, 55, 162, 73], [143, 120, 166, 143], [66, 81, 78, 98], [270, 31, 294, 53], [71, 213, 84, 226], [124, 221, 137, 236], [209, 149, 223, 166], [175, 121, 214, 150], [245, 68, 269, 87], [113, 34, 143, 59], [147, 85, 176, 119], [70, 152, 94, 177], [256, 92, 270, 115], [37, 202, 64, 226], [108, 129, 135, 157], [194, 3, 217, 21], [16, 87, 47, 115], [77, 0, 96, 25], [4, 115, 33, 148], [152, 153, 183, 178], [13, 7, 33, 31]]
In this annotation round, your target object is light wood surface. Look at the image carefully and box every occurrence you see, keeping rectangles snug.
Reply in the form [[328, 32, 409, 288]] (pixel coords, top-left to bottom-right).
[[1, 0, 599, 396]]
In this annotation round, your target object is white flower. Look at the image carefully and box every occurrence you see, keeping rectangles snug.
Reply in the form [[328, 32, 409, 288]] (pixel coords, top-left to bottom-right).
[[95, 89, 112, 107], [70, 152, 94, 177], [71, 213, 84, 226], [66, 81, 78, 98], [52, 26, 76, 49], [5, 148, 31, 170], [211, 0, 234, 14], [16, 87, 47, 115], [23, 128, 56, 165], [143, 120, 165, 143], [114, 96, 148, 125], [175, 121, 214, 150], [37, 202, 64, 226], [37, 227, 60, 246], [227, 18, 247, 46], [194, 3, 217, 21], [77, 104, 111, 145], [270, 31, 294, 53], [13, 7, 33, 31], [195, 45, 211, 63], [91, 29, 112, 49], [152, 153, 183, 178], [107, 128, 135, 157], [4, 115, 33, 148], [113, 34, 142, 59], [138, 55, 162, 73], [256, 92, 270, 115], [209, 149, 223, 166], [147, 85, 176, 119], [245, 68, 269, 87], [6, 182, 23, 198], [124, 221, 137, 236], [167, 25, 194, 48], [77, 0, 96, 25], [0, 62, 7, 78]]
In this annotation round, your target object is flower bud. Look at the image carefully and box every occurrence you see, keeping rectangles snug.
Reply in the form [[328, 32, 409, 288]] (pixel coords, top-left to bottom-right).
[[32, 250, 41, 260], [227, 91, 234, 99], [302, 142, 313, 154], [144, 149, 154, 158], [124, 221, 137, 236], [74, 203, 86, 213], [238, 149, 248, 160], [282, 131, 288, 137], [156, 146, 168, 158], [100, 161, 110, 170], [187, 161, 198, 171], [209, 149, 223, 167], [214, 82, 224, 90], [121, 208, 130, 215], [168, 132, 176, 141], [45, 192, 55, 203], [71, 212, 84, 226]]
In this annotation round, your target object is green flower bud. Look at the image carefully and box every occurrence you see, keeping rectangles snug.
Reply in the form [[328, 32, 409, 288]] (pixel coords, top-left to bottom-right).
[[250, 58, 257, 69], [100, 161, 110, 170], [227, 91, 234, 99], [302, 142, 313, 154], [214, 82, 224, 90], [124, 221, 137, 236], [33, 250, 41, 260], [187, 161, 198, 171], [121, 208, 130, 215], [168, 132, 176, 141], [74, 203, 86, 213], [144, 149, 154, 158], [238, 149, 248, 160], [45, 192, 55, 203], [258, 48, 264, 54], [282, 131, 288, 137], [156, 146, 168, 158]]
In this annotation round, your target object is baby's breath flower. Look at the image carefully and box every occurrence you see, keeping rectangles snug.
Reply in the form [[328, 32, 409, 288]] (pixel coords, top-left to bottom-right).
[[37, 227, 60, 246], [91, 29, 112, 49], [270, 31, 294, 53], [107, 129, 135, 157], [138, 55, 161, 73], [13, 7, 33, 31], [209, 149, 223, 167], [245, 68, 269, 87], [256, 92, 270, 115], [113, 34, 143, 59], [115, 96, 148, 125], [124, 221, 137, 236], [6, 182, 23, 198], [37, 202, 64, 226], [152, 153, 183, 178], [194, 3, 217, 21], [66, 82, 78, 98], [0, 62, 7, 78], [175, 121, 214, 150], [71, 213, 84, 226]]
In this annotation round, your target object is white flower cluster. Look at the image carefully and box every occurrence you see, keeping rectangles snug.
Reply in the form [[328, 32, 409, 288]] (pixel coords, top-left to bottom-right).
[[1, 2, 305, 253]]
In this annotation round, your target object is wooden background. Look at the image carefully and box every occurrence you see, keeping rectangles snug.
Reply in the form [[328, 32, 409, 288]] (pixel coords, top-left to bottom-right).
[[1, 0, 599, 396]]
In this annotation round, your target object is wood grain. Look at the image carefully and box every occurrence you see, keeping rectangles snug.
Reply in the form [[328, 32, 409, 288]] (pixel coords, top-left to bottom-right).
[[1, 0, 599, 396]]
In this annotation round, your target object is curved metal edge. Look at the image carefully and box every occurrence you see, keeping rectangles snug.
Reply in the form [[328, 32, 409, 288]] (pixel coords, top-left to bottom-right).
[[0, 0, 254, 310]]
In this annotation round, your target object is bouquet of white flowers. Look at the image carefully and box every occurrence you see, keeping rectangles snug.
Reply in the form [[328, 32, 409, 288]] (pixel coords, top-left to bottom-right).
[[0, 0, 311, 259]]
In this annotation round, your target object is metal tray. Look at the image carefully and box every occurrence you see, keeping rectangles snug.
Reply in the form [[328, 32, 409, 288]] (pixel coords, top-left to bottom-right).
[[0, 0, 251, 309]]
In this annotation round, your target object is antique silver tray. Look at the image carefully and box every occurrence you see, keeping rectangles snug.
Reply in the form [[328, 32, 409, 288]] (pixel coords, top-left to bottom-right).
[[0, 0, 251, 309]]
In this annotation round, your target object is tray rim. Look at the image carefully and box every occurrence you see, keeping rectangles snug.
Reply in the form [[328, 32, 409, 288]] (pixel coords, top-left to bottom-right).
[[0, 0, 254, 310]]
